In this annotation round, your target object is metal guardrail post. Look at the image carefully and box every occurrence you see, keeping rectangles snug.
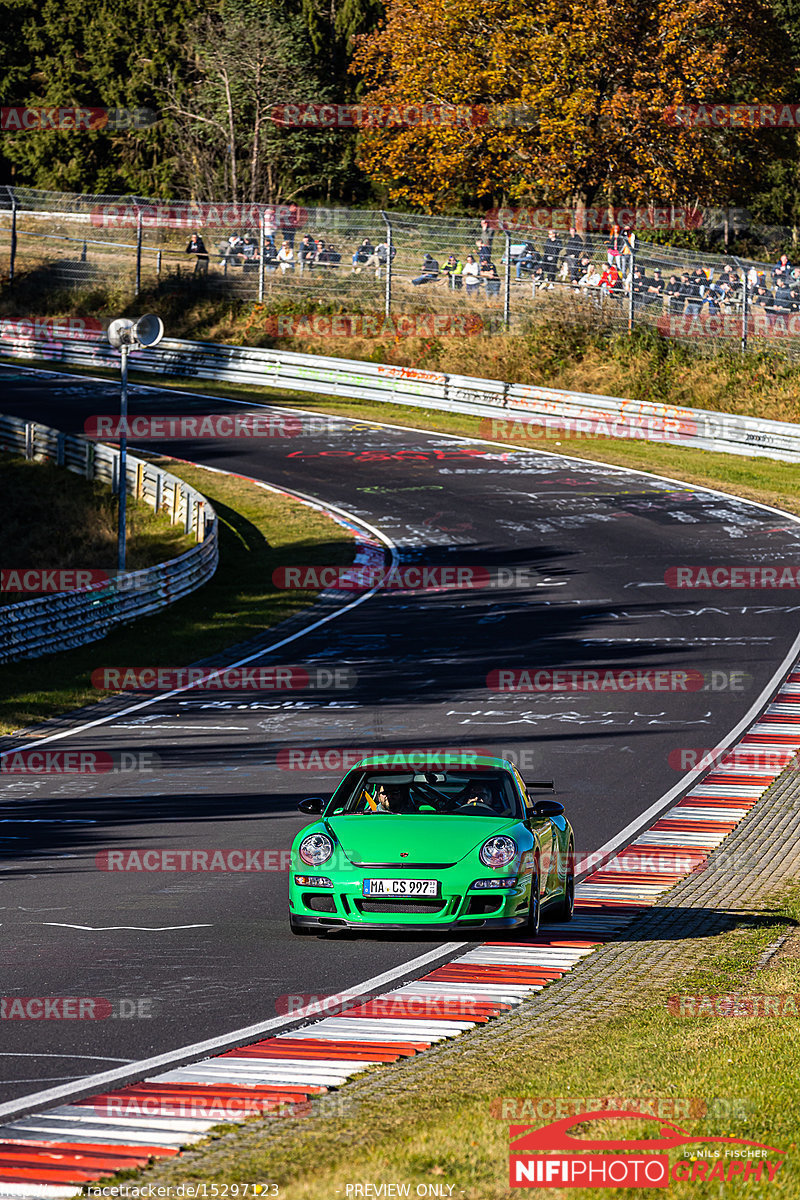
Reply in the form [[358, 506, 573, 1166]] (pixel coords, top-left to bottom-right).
[[627, 240, 635, 334], [135, 209, 143, 297], [741, 274, 749, 354], [381, 210, 392, 319], [258, 209, 265, 303], [504, 232, 511, 328], [8, 187, 16, 283], [117, 345, 129, 571]]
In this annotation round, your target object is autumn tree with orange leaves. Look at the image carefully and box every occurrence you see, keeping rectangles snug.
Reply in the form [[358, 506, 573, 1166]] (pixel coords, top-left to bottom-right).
[[351, 0, 793, 212]]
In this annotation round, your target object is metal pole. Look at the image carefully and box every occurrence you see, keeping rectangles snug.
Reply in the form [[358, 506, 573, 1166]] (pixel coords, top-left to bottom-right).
[[117, 344, 129, 571], [503, 232, 512, 327], [9, 187, 16, 283], [135, 210, 142, 297], [157, 250, 162, 277], [381, 210, 392, 318], [741, 270, 749, 355], [258, 209, 265, 303], [627, 238, 635, 334]]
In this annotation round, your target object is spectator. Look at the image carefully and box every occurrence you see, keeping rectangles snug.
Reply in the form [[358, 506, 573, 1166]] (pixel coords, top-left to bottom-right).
[[680, 272, 702, 315], [664, 274, 683, 314], [606, 224, 625, 269], [477, 217, 495, 253], [280, 202, 300, 247], [263, 239, 279, 273], [352, 238, 374, 271], [752, 283, 775, 308], [412, 252, 439, 285], [462, 254, 480, 296], [442, 254, 464, 289], [772, 280, 793, 311], [298, 234, 317, 270], [223, 232, 245, 264], [241, 231, 259, 273], [576, 258, 601, 291], [645, 268, 665, 307], [541, 228, 562, 282], [262, 209, 277, 253], [516, 240, 540, 280], [475, 239, 492, 267], [481, 259, 501, 298], [773, 253, 792, 286], [316, 241, 341, 266], [563, 227, 584, 280], [277, 240, 294, 274], [631, 266, 648, 311], [185, 230, 209, 275], [363, 241, 395, 278], [598, 262, 621, 295], [620, 225, 635, 278]]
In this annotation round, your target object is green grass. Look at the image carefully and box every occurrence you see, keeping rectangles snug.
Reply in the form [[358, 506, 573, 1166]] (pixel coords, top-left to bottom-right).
[[0, 458, 355, 733], [0, 452, 194, 605], [86, 887, 800, 1199]]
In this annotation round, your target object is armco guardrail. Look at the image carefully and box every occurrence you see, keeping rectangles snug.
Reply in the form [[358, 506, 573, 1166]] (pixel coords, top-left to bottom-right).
[[1, 326, 800, 464], [0, 413, 218, 663]]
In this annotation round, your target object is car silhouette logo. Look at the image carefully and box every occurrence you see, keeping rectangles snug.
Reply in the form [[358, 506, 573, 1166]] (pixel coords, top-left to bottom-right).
[[400, 852, 409, 857]]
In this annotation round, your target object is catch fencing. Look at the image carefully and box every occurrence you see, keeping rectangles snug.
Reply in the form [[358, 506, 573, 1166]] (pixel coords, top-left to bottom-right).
[[2, 186, 800, 354], [0, 413, 218, 663]]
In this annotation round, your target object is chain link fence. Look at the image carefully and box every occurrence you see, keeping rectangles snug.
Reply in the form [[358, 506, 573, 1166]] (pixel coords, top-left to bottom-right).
[[2, 186, 800, 354]]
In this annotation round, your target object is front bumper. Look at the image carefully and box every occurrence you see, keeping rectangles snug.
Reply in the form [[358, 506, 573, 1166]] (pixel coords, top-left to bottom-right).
[[289, 867, 530, 929]]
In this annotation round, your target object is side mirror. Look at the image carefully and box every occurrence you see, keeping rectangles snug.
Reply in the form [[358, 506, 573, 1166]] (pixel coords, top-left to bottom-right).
[[298, 796, 325, 815], [534, 799, 565, 819]]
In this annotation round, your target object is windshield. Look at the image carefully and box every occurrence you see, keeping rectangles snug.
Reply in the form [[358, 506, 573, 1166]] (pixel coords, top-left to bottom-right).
[[326, 770, 522, 818]]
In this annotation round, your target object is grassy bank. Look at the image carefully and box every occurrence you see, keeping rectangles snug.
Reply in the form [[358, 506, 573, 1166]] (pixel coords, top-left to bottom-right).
[[0, 452, 194, 605], [0, 459, 355, 734], [88, 887, 800, 1199]]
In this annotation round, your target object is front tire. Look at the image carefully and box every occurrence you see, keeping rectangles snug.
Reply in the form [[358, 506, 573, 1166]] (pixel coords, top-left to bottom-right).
[[550, 844, 575, 922], [524, 856, 541, 936]]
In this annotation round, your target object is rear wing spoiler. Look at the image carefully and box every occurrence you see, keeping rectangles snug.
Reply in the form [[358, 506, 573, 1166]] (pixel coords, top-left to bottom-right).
[[525, 779, 555, 791]]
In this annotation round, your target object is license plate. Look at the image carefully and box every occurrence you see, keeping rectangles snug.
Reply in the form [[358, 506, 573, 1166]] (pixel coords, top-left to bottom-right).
[[363, 878, 438, 897]]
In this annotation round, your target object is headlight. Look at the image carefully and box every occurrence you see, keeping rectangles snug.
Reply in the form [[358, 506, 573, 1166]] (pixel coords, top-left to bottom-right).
[[298, 833, 333, 866], [479, 835, 517, 869]]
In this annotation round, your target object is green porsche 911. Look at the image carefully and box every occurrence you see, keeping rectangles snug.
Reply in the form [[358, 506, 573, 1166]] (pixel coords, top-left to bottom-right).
[[288, 754, 574, 935]]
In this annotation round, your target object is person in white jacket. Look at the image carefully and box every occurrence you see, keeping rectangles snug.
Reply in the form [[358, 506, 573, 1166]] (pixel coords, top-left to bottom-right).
[[462, 254, 480, 296], [277, 241, 294, 274]]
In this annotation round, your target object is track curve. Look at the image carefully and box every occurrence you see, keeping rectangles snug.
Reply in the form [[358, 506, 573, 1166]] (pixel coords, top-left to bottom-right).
[[2, 362, 800, 1106]]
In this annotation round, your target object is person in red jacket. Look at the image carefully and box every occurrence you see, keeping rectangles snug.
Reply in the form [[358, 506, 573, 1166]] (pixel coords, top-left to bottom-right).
[[598, 262, 621, 294]]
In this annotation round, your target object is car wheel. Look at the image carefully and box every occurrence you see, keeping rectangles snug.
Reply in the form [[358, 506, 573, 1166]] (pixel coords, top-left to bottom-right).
[[524, 856, 541, 936], [551, 844, 575, 922]]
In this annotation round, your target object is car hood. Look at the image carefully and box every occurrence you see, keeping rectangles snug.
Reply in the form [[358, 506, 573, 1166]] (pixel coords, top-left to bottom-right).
[[324, 814, 517, 866]]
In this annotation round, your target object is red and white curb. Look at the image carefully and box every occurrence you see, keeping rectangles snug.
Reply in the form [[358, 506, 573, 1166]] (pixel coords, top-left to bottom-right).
[[2, 671, 799, 1197]]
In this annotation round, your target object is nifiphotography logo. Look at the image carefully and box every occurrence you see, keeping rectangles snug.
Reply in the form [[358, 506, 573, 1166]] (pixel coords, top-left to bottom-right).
[[508, 1111, 786, 1188]]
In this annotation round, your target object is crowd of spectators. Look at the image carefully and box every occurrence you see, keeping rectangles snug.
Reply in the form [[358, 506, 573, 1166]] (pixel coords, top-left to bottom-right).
[[182, 218, 800, 322]]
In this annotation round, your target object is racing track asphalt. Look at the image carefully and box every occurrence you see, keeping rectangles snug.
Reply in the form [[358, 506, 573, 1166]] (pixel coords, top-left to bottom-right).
[[1, 362, 800, 1107]]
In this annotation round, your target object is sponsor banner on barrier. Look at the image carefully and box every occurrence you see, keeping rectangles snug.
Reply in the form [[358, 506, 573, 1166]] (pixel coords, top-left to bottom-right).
[[96, 848, 291, 872], [487, 206, 705, 232], [668, 994, 800, 1016], [666, 565, 800, 588], [663, 103, 800, 128], [90, 666, 355, 691], [0, 750, 159, 775]]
